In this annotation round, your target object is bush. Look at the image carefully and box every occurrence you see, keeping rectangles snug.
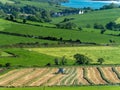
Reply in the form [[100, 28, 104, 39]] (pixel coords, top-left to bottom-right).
[[5, 63, 11, 68], [56, 22, 77, 29], [0, 64, 3, 67], [97, 58, 105, 64], [94, 23, 104, 29]]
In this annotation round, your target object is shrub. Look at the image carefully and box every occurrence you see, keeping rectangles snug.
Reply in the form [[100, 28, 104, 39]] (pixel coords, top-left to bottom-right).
[[97, 58, 105, 64]]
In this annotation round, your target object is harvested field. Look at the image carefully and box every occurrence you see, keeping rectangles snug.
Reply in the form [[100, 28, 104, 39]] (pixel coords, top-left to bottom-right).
[[101, 67, 120, 83], [0, 66, 120, 87], [87, 67, 107, 84]]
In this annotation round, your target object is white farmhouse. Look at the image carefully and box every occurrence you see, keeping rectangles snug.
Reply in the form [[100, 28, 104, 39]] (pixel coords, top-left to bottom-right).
[[79, 10, 84, 14]]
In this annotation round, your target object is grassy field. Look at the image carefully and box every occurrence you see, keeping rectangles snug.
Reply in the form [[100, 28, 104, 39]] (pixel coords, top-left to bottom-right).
[[30, 46, 120, 64], [0, 19, 57, 46], [0, 48, 55, 66], [0, 46, 120, 66], [0, 34, 57, 46], [2, 20, 120, 44], [0, 86, 120, 90]]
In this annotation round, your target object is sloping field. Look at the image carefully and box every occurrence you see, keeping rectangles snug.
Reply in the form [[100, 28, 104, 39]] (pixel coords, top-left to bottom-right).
[[52, 8, 120, 27], [0, 66, 120, 87]]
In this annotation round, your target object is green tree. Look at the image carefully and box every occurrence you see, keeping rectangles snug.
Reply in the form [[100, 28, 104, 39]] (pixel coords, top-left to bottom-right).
[[23, 19, 27, 24], [97, 58, 105, 65], [100, 29, 106, 34], [60, 56, 67, 65], [74, 54, 92, 65], [54, 58, 59, 65], [10, 15, 15, 21], [5, 63, 11, 68], [27, 15, 39, 22], [41, 10, 51, 22], [78, 26, 82, 31]]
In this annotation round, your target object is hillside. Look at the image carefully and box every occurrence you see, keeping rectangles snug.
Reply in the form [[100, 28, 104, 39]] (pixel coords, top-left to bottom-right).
[[0, 0, 120, 90], [0, 19, 120, 47], [52, 8, 120, 27]]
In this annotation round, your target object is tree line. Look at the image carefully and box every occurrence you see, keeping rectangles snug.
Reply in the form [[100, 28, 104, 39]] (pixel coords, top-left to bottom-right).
[[46, 53, 105, 67]]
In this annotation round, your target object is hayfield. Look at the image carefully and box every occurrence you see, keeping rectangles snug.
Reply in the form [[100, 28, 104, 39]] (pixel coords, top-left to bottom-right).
[[0, 66, 119, 87], [30, 46, 120, 64]]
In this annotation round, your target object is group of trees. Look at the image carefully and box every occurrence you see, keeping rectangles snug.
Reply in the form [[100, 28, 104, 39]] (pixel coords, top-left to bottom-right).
[[74, 53, 105, 65], [92, 21, 120, 35], [54, 56, 67, 66], [0, 2, 51, 22], [56, 22, 77, 29], [106, 21, 120, 31], [53, 54, 105, 66]]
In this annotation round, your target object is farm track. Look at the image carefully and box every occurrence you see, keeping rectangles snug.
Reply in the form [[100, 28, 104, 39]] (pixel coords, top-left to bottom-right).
[[0, 67, 120, 87]]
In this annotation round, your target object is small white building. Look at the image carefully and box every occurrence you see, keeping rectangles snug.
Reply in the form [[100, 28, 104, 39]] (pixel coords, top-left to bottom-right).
[[79, 10, 84, 14]]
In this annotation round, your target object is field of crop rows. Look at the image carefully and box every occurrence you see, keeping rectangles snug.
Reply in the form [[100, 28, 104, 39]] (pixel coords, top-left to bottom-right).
[[0, 66, 120, 87]]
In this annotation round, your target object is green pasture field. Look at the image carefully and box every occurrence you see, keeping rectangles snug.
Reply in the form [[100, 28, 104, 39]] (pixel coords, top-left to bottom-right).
[[0, 19, 12, 31], [0, 19, 57, 46], [30, 46, 120, 64], [0, 48, 55, 67], [0, 34, 57, 46], [1, 46, 120, 67], [52, 8, 120, 27], [3, 21, 120, 44], [0, 86, 120, 90]]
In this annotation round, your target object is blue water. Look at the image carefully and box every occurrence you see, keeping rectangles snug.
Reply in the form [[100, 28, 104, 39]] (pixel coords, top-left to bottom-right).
[[62, 0, 120, 9]]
